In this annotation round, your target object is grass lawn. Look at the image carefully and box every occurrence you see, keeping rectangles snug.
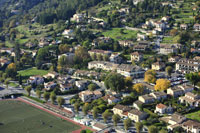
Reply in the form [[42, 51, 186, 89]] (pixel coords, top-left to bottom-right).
[[124, 54, 131, 60], [162, 36, 180, 44], [0, 100, 80, 133], [185, 110, 200, 122], [16, 38, 29, 45], [9, 82, 19, 88], [15, 23, 56, 42], [5, 23, 56, 48], [143, 54, 154, 59], [88, 0, 119, 16], [102, 28, 138, 41], [18, 67, 49, 80]]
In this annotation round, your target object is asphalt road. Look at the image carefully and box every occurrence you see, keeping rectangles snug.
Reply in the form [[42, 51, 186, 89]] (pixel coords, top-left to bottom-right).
[[0, 84, 26, 98]]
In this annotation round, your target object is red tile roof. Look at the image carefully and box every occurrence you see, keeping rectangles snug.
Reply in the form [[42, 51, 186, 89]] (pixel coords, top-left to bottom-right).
[[156, 103, 167, 109]]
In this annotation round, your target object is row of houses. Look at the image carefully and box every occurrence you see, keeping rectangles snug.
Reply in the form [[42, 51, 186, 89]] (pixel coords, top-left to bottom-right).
[[180, 23, 200, 31], [166, 57, 200, 73], [152, 56, 200, 73], [88, 49, 112, 57], [133, 85, 196, 108], [137, 91, 167, 104], [151, 61, 166, 71], [73, 70, 101, 79], [168, 56, 181, 63], [88, 61, 145, 78], [34, 37, 61, 48], [118, 41, 150, 48], [143, 15, 200, 32], [113, 104, 147, 122], [131, 44, 185, 63], [0, 47, 38, 58], [155, 91, 200, 114], [102, 95, 120, 104], [71, 13, 86, 23], [88, 49, 124, 64], [159, 43, 181, 55], [143, 17, 169, 32], [132, 42, 181, 56], [71, 13, 107, 28], [166, 113, 200, 133], [92, 37, 112, 47], [78, 89, 121, 104], [27, 72, 91, 92], [112, 100, 200, 132], [58, 53, 75, 63], [79, 90, 102, 102], [175, 58, 200, 73], [179, 92, 200, 107]]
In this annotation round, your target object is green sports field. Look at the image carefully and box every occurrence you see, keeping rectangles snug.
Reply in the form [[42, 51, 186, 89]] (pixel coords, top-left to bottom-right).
[[0, 100, 80, 133]]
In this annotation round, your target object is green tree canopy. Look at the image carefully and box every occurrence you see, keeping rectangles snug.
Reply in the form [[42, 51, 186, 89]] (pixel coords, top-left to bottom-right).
[[165, 66, 173, 77], [36, 89, 42, 99], [104, 73, 125, 92], [88, 83, 97, 91], [74, 102, 80, 113], [25, 85, 32, 96], [82, 103, 90, 116], [186, 72, 200, 88], [43, 92, 50, 102], [57, 97, 65, 107], [4, 79, 10, 89], [92, 107, 98, 119], [124, 118, 132, 131], [59, 44, 70, 54], [135, 122, 143, 133], [112, 114, 120, 127], [102, 110, 112, 123], [159, 129, 168, 133], [50, 92, 57, 104], [35, 47, 49, 68], [148, 126, 158, 133]]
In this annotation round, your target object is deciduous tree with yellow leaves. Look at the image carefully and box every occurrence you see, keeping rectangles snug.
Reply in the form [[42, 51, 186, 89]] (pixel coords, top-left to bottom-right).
[[154, 79, 171, 91], [144, 69, 156, 84], [133, 83, 144, 94], [145, 69, 156, 76], [5, 63, 17, 79]]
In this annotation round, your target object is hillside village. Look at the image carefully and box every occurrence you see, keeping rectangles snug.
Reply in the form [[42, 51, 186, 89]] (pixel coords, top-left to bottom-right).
[[0, 0, 200, 132]]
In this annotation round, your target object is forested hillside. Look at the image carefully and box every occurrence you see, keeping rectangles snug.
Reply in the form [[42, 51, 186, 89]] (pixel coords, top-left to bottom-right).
[[0, 0, 44, 28], [33, 0, 102, 24], [0, 0, 102, 29]]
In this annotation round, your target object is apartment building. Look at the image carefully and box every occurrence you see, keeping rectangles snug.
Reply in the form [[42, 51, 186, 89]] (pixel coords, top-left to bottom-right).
[[176, 58, 200, 73]]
